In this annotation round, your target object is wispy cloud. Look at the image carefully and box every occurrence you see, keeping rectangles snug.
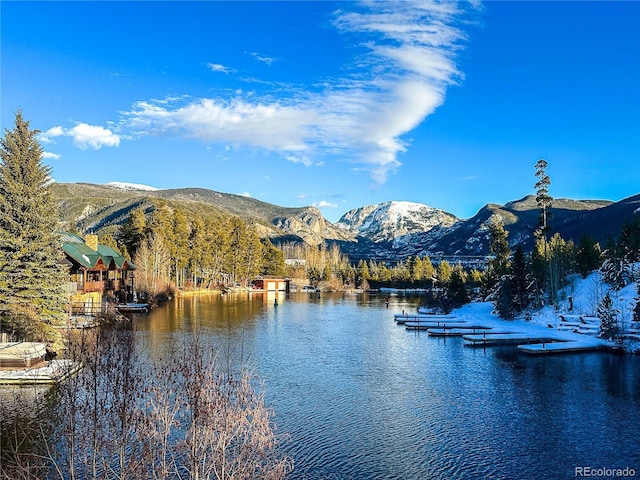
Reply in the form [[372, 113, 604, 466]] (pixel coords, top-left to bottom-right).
[[207, 62, 233, 74], [42, 151, 61, 160], [286, 154, 315, 167], [53, 1, 474, 183], [248, 51, 277, 65]]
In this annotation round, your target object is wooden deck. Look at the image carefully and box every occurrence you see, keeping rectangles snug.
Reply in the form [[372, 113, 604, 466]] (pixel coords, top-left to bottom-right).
[[0, 359, 81, 385], [0, 342, 47, 368]]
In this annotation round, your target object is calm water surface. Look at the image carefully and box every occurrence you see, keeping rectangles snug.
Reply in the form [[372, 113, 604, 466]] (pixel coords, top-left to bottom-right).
[[137, 292, 639, 480]]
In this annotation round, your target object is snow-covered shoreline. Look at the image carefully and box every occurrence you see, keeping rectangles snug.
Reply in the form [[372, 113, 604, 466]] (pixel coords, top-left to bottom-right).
[[444, 271, 640, 354]]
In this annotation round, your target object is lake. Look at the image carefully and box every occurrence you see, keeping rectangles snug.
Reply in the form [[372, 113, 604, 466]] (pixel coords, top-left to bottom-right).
[[133, 292, 640, 480]]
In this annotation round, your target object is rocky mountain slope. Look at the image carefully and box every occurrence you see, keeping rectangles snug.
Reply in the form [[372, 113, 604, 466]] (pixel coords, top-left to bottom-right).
[[52, 182, 349, 246], [335, 201, 458, 244], [52, 182, 639, 261]]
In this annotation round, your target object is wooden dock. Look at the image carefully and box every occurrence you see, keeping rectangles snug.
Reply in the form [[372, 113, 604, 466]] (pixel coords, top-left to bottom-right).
[[518, 341, 605, 355], [0, 359, 81, 385], [394, 313, 456, 324], [405, 321, 493, 331], [463, 333, 557, 347], [428, 328, 511, 337], [394, 311, 611, 356]]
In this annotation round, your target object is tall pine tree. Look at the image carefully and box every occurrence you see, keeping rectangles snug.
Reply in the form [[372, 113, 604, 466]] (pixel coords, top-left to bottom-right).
[[534, 158, 553, 240], [0, 111, 67, 345], [597, 292, 619, 342]]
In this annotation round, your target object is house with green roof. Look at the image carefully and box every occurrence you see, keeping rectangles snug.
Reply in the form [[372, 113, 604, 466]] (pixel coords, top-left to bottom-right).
[[60, 233, 136, 314]]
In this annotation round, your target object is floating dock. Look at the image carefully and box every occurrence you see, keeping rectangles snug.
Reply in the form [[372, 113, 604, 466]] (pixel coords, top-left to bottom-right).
[[463, 333, 557, 347], [0, 359, 81, 385], [518, 341, 605, 355], [116, 302, 150, 313], [428, 328, 511, 337], [406, 322, 493, 331], [394, 313, 457, 323]]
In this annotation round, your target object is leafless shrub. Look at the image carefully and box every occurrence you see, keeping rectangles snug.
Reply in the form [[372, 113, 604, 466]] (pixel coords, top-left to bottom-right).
[[1, 326, 292, 480]]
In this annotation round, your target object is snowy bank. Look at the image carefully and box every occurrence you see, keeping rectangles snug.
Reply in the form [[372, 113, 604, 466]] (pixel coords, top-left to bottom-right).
[[448, 270, 639, 354]]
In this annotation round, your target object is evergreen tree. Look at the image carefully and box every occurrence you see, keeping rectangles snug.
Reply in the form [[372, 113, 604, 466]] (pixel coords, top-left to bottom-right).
[[488, 218, 511, 275], [483, 217, 511, 295], [511, 245, 529, 313], [171, 208, 190, 287], [261, 238, 285, 277], [575, 234, 601, 278], [534, 158, 555, 305], [599, 257, 628, 290], [379, 264, 392, 282], [98, 232, 120, 253], [534, 158, 553, 240], [468, 269, 484, 291], [205, 217, 230, 285], [423, 256, 435, 285], [119, 207, 147, 259], [322, 261, 332, 282], [358, 260, 370, 285], [495, 276, 515, 320], [0, 111, 67, 344], [619, 217, 640, 263], [597, 292, 619, 342], [436, 260, 452, 284], [530, 236, 547, 307], [547, 233, 576, 304], [188, 216, 207, 286], [446, 266, 468, 307]]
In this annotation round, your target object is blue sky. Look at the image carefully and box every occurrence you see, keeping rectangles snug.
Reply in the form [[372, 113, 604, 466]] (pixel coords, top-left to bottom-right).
[[2, 1, 639, 223]]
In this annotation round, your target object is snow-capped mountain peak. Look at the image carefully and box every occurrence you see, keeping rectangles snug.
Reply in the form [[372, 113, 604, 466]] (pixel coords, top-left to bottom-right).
[[105, 182, 159, 192], [336, 200, 459, 243]]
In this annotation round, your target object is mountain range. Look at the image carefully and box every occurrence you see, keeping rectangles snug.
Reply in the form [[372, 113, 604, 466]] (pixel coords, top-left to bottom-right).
[[52, 182, 640, 261]]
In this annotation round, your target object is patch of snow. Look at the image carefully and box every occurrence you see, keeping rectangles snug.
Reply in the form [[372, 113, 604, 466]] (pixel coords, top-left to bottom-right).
[[105, 182, 159, 192]]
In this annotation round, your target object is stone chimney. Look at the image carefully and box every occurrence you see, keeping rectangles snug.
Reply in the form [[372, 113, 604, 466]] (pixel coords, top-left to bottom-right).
[[85, 234, 99, 252]]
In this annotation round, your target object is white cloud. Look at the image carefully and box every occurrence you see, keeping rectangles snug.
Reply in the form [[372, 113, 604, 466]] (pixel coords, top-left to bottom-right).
[[238, 192, 252, 197], [68, 123, 120, 149], [208, 62, 232, 74], [126, 98, 318, 151], [248, 51, 277, 65], [39, 124, 120, 150], [314, 200, 338, 209], [42, 151, 61, 160], [39, 126, 65, 143], [285, 155, 314, 167]]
